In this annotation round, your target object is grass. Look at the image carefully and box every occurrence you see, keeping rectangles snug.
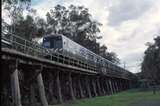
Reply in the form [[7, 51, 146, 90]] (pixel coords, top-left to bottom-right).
[[57, 89, 160, 106]]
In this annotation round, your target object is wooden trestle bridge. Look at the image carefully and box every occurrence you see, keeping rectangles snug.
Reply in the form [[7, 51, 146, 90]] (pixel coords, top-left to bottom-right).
[[1, 22, 137, 106]]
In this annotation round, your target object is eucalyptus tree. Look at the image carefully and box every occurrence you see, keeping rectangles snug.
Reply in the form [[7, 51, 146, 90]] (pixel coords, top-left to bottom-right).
[[45, 4, 120, 63], [2, 0, 31, 24], [46, 4, 102, 53], [141, 35, 160, 84], [99, 45, 120, 64]]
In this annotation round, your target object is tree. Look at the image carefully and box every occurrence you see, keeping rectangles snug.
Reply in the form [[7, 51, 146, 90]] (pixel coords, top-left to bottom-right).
[[46, 4, 102, 53], [3, 3, 120, 64], [141, 35, 160, 84], [105, 52, 120, 64], [34, 17, 47, 38], [99, 45, 120, 64], [2, 0, 34, 40], [12, 15, 37, 40], [45, 4, 120, 63], [9, 14, 47, 40], [2, 0, 31, 24]]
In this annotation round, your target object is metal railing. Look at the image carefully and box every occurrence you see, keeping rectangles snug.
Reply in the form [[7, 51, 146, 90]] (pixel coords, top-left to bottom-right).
[[1, 25, 97, 73], [1, 22, 135, 79]]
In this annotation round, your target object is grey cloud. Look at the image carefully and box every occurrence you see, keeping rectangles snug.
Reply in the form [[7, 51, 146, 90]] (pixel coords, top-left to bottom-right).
[[108, 0, 154, 26], [122, 52, 144, 73], [123, 52, 143, 63], [118, 29, 139, 42]]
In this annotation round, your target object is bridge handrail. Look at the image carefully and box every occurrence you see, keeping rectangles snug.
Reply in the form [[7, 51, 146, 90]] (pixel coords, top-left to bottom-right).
[[1, 22, 134, 79], [1, 30, 97, 72]]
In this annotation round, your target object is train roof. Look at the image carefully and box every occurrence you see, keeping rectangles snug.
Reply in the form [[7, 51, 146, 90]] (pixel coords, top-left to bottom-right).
[[44, 34, 63, 38]]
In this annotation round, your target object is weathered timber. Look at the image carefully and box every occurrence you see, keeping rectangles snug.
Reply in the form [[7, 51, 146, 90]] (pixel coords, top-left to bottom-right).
[[10, 68, 22, 106], [37, 72, 48, 106], [109, 79, 113, 94], [115, 80, 119, 92], [2, 48, 97, 75], [85, 76, 92, 98], [112, 80, 116, 93], [78, 75, 84, 98], [56, 71, 63, 103], [68, 72, 76, 100], [96, 77, 102, 96], [92, 78, 98, 96], [30, 84, 36, 106], [105, 80, 110, 95], [1, 47, 135, 105], [101, 79, 106, 95]]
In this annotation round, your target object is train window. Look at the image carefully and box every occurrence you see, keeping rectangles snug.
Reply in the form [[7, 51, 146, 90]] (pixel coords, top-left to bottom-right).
[[88, 53, 94, 60], [96, 58, 99, 63], [54, 40, 62, 48], [43, 41, 50, 48]]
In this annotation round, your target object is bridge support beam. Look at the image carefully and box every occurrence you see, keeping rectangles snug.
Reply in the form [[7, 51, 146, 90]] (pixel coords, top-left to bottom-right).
[[92, 78, 97, 97], [30, 84, 36, 106], [85, 76, 92, 98], [56, 71, 63, 103], [101, 79, 106, 95], [116, 80, 119, 92], [117, 80, 120, 92], [119, 80, 121, 92], [96, 77, 102, 96], [10, 67, 22, 106], [69, 72, 76, 100], [105, 80, 110, 95], [78, 75, 84, 98], [37, 71, 48, 106], [113, 80, 116, 93], [114, 80, 118, 92], [109, 79, 113, 94], [120, 80, 123, 91]]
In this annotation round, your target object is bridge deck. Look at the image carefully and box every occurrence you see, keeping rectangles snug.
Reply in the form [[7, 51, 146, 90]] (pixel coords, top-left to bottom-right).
[[1, 48, 98, 75], [1, 48, 132, 80], [1, 22, 136, 79]]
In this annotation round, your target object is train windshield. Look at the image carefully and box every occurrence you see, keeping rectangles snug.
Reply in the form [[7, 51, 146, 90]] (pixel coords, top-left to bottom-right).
[[43, 36, 62, 49]]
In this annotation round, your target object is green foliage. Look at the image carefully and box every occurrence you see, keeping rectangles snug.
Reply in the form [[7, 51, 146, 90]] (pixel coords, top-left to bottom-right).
[[45, 4, 120, 63], [99, 45, 120, 64], [45, 5, 120, 63], [2, 0, 31, 22], [4, 3, 120, 64], [46, 4, 102, 53], [105, 52, 120, 64], [141, 35, 160, 84], [12, 15, 36, 40], [9, 14, 47, 40]]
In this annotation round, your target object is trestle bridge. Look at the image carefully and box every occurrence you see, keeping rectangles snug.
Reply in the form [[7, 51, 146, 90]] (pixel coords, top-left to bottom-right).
[[1, 22, 137, 106]]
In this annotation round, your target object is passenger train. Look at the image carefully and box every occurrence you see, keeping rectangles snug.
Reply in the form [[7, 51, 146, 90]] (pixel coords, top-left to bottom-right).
[[42, 34, 125, 73], [1, 20, 126, 73]]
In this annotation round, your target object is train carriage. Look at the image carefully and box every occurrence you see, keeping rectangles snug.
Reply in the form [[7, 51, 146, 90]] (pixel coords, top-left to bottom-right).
[[42, 34, 124, 73]]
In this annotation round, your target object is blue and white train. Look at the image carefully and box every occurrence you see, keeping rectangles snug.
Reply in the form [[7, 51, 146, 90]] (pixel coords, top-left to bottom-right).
[[1, 21, 126, 74], [42, 34, 125, 73]]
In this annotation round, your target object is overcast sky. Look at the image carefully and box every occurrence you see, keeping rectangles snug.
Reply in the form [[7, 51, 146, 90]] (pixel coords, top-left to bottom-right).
[[3, 0, 160, 73]]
